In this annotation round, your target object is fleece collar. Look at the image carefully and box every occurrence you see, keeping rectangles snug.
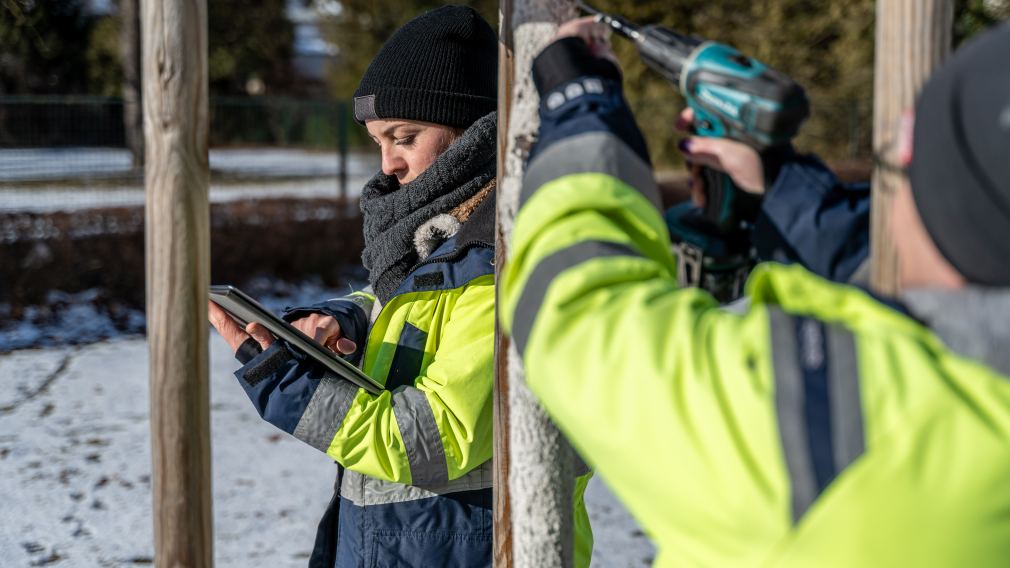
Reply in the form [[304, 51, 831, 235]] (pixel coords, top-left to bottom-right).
[[359, 111, 496, 305]]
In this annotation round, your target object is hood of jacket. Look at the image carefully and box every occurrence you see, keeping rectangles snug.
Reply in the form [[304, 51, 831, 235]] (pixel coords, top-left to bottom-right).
[[903, 286, 1010, 377]]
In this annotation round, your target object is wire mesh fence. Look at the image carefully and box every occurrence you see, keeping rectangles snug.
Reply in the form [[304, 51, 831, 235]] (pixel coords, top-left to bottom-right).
[[0, 95, 380, 213], [0, 95, 376, 349], [0, 94, 869, 213]]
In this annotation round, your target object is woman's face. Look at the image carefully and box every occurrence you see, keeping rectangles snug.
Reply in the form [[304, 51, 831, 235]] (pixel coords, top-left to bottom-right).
[[366, 119, 460, 185]]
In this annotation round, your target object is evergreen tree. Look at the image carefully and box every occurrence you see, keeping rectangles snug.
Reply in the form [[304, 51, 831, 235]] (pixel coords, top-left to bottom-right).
[[588, 0, 876, 166], [9, 0, 296, 97], [207, 0, 295, 95], [589, 0, 1006, 166], [0, 0, 94, 94]]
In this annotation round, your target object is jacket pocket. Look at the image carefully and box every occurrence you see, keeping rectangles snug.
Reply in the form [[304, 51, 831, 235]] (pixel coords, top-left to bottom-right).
[[369, 529, 491, 568], [362, 488, 493, 567], [385, 322, 428, 391]]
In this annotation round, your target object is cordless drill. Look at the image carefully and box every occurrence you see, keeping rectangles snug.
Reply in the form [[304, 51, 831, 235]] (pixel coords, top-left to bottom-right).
[[577, 2, 810, 300]]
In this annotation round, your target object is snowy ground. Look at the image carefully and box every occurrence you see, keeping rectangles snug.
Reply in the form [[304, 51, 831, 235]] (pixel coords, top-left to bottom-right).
[[0, 279, 360, 353], [0, 336, 334, 566], [0, 336, 654, 567], [0, 148, 380, 213], [0, 145, 657, 565]]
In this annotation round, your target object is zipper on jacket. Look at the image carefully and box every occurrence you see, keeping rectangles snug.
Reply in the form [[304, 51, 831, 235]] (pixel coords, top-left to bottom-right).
[[365, 240, 493, 384]]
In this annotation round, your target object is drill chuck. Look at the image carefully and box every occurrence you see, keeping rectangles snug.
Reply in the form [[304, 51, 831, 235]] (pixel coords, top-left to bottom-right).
[[635, 26, 703, 85], [576, 1, 809, 237]]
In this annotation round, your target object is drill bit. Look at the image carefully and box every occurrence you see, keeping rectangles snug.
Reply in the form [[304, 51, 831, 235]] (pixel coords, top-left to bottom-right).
[[575, 1, 642, 41]]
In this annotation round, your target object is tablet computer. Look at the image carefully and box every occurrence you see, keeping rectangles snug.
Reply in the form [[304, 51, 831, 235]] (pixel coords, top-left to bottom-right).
[[209, 284, 383, 394]]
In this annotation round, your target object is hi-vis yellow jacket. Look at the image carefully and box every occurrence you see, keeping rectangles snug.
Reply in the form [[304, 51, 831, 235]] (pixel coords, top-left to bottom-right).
[[503, 38, 1010, 567], [234, 194, 593, 567]]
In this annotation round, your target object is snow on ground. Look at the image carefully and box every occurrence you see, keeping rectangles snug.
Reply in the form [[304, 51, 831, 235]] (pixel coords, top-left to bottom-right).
[[0, 290, 145, 353], [0, 141, 657, 562], [0, 335, 335, 567], [586, 478, 656, 566], [0, 147, 657, 565], [0, 279, 358, 354], [0, 326, 654, 567]]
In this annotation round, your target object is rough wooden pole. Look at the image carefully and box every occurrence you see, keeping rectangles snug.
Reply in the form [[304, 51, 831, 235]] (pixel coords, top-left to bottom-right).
[[493, 1, 515, 565], [142, 0, 213, 565], [496, 1, 579, 566], [871, 0, 952, 294]]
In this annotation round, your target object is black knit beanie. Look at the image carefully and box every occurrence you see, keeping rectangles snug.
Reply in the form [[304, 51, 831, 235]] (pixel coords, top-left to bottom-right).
[[908, 21, 1010, 286], [353, 6, 497, 129]]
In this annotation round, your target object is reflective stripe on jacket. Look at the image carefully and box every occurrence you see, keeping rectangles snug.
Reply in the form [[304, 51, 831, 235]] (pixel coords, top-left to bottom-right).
[[235, 193, 593, 567], [503, 41, 1010, 567], [235, 198, 496, 567]]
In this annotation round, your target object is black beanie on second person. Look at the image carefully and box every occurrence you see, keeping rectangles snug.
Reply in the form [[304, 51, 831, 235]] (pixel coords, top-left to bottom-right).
[[908, 21, 1010, 286], [353, 6, 497, 129]]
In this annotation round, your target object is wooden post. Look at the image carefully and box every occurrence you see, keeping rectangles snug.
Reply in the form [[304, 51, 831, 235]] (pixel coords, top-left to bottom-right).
[[142, 0, 213, 566], [495, 1, 579, 566], [493, 1, 515, 565], [870, 0, 953, 294]]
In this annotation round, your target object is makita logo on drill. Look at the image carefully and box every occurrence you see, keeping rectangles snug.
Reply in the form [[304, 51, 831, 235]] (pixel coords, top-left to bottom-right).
[[698, 87, 740, 119]]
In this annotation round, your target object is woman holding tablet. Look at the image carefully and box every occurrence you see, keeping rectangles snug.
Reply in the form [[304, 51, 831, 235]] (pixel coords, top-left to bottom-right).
[[209, 7, 592, 567]]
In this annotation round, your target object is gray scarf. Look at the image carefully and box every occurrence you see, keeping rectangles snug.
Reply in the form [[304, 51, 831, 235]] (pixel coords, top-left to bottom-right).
[[360, 111, 496, 305]]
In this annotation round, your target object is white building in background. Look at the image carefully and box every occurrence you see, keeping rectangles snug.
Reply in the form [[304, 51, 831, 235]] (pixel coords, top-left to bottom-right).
[[85, 0, 338, 91], [84, 0, 114, 16], [288, 0, 340, 86]]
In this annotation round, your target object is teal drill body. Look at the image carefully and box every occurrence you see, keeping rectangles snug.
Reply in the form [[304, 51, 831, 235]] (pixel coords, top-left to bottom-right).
[[641, 33, 810, 151], [579, 3, 810, 300], [585, 5, 810, 231]]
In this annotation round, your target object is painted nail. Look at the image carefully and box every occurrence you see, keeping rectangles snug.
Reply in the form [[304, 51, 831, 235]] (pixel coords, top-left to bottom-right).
[[678, 139, 692, 153]]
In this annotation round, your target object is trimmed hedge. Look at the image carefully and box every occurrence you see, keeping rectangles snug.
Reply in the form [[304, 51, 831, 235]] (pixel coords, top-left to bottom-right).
[[0, 198, 364, 317]]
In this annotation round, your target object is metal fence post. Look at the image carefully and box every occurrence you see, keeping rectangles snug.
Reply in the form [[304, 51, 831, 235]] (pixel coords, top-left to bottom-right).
[[338, 100, 349, 202]]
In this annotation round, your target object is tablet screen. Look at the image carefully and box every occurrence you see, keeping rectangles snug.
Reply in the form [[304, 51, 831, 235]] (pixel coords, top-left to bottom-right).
[[209, 285, 383, 394]]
